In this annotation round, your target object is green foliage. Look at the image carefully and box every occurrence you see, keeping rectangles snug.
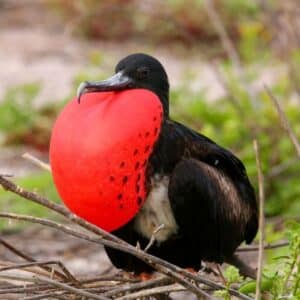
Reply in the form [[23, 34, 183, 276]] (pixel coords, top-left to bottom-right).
[[239, 277, 274, 295], [0, 83, 64, 149], [238, 223, 300, 298], [0, 172, 61, 231], [215, 266, 243, 299], [214, 224, 300, 298], [0, 83, 40, 134], [268, 222, 300, 299]]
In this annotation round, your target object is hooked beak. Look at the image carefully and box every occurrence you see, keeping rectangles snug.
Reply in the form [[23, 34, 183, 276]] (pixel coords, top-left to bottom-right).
[[77, 71, 134, 103]]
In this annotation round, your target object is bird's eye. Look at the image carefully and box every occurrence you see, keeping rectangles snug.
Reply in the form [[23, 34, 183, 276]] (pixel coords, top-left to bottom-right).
[[136, 67, 150, 79]]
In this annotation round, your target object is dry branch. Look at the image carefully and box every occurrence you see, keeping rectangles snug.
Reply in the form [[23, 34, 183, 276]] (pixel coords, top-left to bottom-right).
[[32, 275, 110, 300], [203, 0, 257, 108], [0, 260, 77, 284], [253, 140, 266, 300], [0, 175, 254, 300], [237, 241, 289, 252], [0, 237, 73, 282], [22, 153, 51, 172], [264, 85, 300, 157], [115, 283, 184, 300]]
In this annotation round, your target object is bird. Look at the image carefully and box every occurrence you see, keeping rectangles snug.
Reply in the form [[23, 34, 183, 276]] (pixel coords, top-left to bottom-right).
[[76, 53, 258, 275]]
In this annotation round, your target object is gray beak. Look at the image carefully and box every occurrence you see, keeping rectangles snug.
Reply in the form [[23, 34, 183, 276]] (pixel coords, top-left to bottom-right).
[[77, 71, 133, 103]]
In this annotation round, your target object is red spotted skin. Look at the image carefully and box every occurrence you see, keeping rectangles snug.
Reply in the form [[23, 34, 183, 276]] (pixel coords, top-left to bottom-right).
[[50, 89, 163, 232]]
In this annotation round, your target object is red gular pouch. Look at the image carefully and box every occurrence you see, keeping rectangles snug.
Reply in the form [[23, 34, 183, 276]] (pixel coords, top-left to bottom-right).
[[50, 89, 163, 232]]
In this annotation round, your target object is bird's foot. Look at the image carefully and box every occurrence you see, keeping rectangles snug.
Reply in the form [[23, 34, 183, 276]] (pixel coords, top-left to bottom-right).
[[133, 272, 154, 281], [184, 267, 198, 274]]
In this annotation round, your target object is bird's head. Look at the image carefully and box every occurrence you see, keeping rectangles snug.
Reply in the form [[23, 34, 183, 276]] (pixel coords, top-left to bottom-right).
[[77, 53, 170, 117]]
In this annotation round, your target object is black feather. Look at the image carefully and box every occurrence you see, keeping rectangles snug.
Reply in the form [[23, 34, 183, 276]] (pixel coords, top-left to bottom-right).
[[82, 53, 258, 273]]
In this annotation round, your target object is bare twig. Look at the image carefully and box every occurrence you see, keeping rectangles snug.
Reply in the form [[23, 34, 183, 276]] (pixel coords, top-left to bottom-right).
[[203, 0, 257, 108], [0, 236, 35, 262], [203, 0, 240, 71], [32, 275, 109, 300], [23, 291, 69, 300], [237, 241, 289, 252], [115, 283, 184, 300], [225, 254, 256, 279], [0, 175, 123, 245], [253, 140, 266, 300], [144, 224, 165, 252], [0, 175, 254, 300], [22, 153, 51, 172], [211, 61, 245, 118], [267, 157, 300, 179], [0, 212, 214, 299], [103, 276, 172, 298], [0, 211, 252, 300], [215, 264, 227, 286], [264, 85, 300, 157], [0, 260, 77, 284], [0, 237, 71, 282], [0, 282, 54, 295]]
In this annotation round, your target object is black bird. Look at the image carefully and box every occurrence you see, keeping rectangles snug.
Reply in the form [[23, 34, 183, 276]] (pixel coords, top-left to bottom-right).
[[77, 53, 258, 275]]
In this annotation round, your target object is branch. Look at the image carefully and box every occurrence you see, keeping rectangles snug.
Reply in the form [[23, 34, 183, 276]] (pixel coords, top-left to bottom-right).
[[103, 276, 172, 298], [203, 0, 257, 108], [264, 85, 300, 157], [0, 212, 214, 299], [115, 283, 184, 300], [0, 236, 72, 282], [22, 153, 51, 172], [144, 224, 165, 252], [237, 241, 289, 252], [253, 140, 266, 300], [0, 260, 77, 284], [32, 275, 109, 300], [0, 175, 253, 300], [225, 255, 256, 279], [0, 212, 252, 300]]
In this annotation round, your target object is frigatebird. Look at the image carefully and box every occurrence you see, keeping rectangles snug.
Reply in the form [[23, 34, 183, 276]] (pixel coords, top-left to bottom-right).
[[76, 53, 258, 275]]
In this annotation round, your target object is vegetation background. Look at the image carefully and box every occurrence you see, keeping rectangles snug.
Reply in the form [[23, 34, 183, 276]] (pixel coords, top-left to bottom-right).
[[0, 0, 299, 299]]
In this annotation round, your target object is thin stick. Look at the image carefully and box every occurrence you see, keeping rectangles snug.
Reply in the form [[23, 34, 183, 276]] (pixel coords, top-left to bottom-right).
[[22, 153, 51, 172], [144, 224, 165, 252], [0, 237, 73, 283], [0, 212, 250, 300], [203, 0, 257, 108], [0, 260, 77, 284], [0, 236, 35, 262], [115, 283, 184, 300], [32, 275, 108, 300], [0, 212, 213, 299], [103, 276, 172, 298], [0, 283, 56, 295], [264, 85, 300, 157], [0, 175, 253, 299], [23, 291, 69, 300], [0, 174, 217, 298], [253, 140, 265, 300], [0, 175, 124, 245], [237, 241, 289, 252], [211, 62, 245, 118], [225, 255, 256, 279]]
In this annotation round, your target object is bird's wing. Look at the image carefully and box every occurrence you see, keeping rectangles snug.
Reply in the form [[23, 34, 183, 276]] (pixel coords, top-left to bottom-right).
[[166, 120, 258, 246]]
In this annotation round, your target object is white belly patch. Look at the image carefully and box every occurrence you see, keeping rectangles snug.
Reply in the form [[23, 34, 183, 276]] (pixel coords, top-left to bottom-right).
[[133, 175, 179, 243]]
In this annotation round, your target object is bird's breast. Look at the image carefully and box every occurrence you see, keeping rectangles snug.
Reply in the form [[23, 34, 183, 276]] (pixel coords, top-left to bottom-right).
[[133, 174, 179, 243]]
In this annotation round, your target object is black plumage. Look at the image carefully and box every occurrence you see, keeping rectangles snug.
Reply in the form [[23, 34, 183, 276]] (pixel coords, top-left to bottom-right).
[[77, 53, 258, 274]]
